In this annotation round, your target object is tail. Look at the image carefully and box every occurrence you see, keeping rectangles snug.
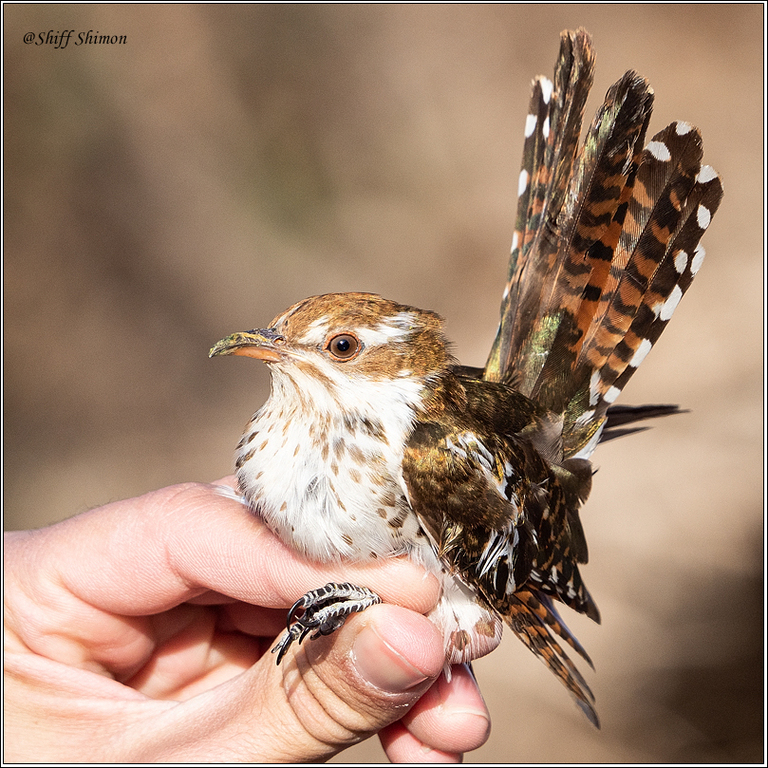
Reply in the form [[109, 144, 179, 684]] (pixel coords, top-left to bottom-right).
[[483, 28, 722, 724], [484, 28, 723, 460], [503, 587, 600, 727]]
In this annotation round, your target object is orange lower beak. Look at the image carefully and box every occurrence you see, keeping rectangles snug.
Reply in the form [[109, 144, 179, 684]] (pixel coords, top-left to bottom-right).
[[209, 330, 285, 362], [228, 345, 283, 362]]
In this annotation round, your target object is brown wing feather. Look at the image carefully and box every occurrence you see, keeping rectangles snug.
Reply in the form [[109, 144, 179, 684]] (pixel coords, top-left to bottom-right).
[[403, 373, 600, 726]]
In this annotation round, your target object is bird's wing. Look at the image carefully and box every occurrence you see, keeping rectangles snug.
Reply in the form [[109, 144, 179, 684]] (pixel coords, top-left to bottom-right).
[[402, 407, 600, 726]]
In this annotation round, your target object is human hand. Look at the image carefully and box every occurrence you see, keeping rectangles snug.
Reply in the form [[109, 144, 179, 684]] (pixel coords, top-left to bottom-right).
[[4, 479, 490, 762]]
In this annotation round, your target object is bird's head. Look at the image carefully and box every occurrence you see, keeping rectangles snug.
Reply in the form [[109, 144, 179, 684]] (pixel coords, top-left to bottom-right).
[[210, 292, 454, 414]]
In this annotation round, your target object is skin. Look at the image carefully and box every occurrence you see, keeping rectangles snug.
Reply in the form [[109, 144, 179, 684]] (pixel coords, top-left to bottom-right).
[[3, 478, 491, 762]]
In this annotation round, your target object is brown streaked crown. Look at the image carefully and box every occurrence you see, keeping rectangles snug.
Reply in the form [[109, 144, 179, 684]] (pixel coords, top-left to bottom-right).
[[268, 292, 456, 380]]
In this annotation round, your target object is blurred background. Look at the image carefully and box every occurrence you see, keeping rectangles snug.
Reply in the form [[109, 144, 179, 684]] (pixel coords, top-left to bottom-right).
[[3, 4, 763, 762]]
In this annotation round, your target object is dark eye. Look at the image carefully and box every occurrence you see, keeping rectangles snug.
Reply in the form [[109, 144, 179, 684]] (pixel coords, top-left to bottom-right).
[[327, 333, 360, 360]]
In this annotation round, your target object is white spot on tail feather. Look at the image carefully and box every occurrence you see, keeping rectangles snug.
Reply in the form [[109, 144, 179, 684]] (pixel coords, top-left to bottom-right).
[[647, 141, 671, 162], [675, 121, 693, 135], [653, 284, 683, 321], [630, 338, 653, 368], [542, 116, 550, 139], [511, 231, 519, 253], [691, 244, 706, 275], [518, 170, 529, 197], [674, 250, 689, 274], [588, 370, 601, 407], [540, 77, 553, 104], [524, 113, 537, 138], [697, 204, 711, 229], [697, 165, 718, 183], [604, 385, 621, 404]]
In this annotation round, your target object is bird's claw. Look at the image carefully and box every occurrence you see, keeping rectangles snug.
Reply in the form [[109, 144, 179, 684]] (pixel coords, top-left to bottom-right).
[[272, 582, 382, 664]]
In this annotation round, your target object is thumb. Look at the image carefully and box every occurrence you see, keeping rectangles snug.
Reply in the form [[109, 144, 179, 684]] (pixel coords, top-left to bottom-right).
[[135, 604, 445, 762]]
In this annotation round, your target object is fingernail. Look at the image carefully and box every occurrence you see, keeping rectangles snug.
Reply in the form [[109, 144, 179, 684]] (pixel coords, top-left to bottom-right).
[[439, 664, 490, 719], [352, 623, 429, 692]]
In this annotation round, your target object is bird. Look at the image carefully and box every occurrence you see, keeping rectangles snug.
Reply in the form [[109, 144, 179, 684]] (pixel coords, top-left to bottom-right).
[[209, 28, 722, 727]]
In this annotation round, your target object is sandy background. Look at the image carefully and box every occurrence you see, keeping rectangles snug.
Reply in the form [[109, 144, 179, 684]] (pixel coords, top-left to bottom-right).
[[4, 4, 763, 763]]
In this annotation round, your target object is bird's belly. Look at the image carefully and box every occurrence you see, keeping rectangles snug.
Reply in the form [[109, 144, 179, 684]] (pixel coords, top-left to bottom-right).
[[412, 545, 504, 667], [236, 413, 424, 562]]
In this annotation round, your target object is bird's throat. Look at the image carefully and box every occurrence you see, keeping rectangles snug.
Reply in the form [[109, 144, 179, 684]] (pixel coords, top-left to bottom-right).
[[235, 370, 429, 562]]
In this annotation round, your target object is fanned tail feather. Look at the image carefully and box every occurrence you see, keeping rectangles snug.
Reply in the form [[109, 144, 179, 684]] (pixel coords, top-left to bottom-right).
[[527, 70, 655, 414], [586, 141, 723, 406], [563, 126, 722, 457], [486, 29, 595, 382], [485, 28, 722, 461]]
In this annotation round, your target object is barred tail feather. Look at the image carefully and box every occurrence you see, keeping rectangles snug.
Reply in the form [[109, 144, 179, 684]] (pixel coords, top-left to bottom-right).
[[486, 28, 594, 381], [592, 151, 723, 405], [484, 29, 722, 460], [504, 587, 600, 727], [563, 126, 722, 456], [526, 71, 655, 410]]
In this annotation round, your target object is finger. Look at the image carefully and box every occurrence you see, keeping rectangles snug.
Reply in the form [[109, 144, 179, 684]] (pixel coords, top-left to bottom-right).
[[379, 722, 463, 763], [5, 482, 439, 674], [11, 481, 439, 613], [396, 663, 490, 754], [123, 605, 266, 699], [131, 604, 448, 762], [217, 601, 286, 638]]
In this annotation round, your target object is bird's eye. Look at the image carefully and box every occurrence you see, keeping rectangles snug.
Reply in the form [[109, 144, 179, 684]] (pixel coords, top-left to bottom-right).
[[327, 333, 360, 361]]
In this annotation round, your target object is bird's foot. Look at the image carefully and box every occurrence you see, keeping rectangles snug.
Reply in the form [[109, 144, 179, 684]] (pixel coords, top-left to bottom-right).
[[272, 582, 382, 664]]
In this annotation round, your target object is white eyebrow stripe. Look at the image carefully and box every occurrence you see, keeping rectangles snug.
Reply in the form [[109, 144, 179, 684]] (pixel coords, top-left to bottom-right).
[[297, 317, 331, 345], [299, 311, 418, 348], [358, 320, 413, 347]]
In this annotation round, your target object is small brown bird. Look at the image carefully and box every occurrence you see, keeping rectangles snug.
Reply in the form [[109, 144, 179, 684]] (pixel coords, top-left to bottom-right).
[[210, 29, 722, 726]]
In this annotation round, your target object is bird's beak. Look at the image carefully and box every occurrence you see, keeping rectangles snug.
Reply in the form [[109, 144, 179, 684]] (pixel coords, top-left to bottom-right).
[[208, 329, 285, 362]]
